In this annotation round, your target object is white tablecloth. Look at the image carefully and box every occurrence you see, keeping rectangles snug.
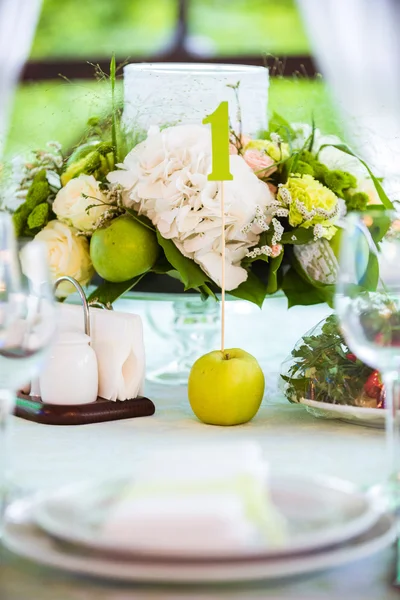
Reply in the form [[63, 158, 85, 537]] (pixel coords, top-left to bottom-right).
[[1, 297, 398, 599]]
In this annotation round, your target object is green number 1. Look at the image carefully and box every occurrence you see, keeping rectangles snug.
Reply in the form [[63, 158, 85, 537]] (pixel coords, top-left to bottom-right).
[[202, 101, 233, 181]]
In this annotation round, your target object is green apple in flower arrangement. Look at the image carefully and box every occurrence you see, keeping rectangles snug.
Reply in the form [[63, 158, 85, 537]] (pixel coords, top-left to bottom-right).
[[188, 348, 265, 426], [90, 214, 160, 282]]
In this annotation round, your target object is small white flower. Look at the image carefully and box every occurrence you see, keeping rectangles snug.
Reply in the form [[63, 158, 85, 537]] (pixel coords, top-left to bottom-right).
[[270, 132, 282, 144], [271, 217, 284, 245]]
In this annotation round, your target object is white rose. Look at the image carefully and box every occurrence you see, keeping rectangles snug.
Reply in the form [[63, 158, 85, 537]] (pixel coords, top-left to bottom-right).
[[53, 174, 108, 232], [108, 125, 275, 291], [34, 220, 94, 296]]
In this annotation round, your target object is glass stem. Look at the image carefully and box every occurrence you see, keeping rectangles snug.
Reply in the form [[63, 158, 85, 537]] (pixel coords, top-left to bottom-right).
[[0, 389, 14, 533], [382, 372, 400, 493]]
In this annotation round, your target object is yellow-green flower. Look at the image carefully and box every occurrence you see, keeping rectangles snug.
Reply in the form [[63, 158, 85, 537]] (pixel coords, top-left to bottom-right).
[[245, 139, 290, 162], [278, 174, 339, 240]]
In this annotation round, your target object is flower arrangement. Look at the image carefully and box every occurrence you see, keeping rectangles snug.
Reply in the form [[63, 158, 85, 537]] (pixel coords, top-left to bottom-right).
[[2, 62, 394, 308]]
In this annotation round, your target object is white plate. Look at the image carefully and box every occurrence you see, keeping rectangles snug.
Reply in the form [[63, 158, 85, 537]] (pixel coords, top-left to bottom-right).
[[32, 474, 381, 560], [3, 497, 395, 584], [299, 398, 385, 429]]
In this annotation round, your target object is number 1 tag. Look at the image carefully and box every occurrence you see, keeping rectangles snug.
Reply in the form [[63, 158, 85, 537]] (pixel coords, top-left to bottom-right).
[[202, 101, 233, 352], [202, 101, 233, 182]]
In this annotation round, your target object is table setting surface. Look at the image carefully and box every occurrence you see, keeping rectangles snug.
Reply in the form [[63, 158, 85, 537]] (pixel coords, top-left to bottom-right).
[[1, 299, 397, 599]]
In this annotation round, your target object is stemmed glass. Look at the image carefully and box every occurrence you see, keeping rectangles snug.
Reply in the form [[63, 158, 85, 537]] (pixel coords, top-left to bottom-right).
[[335, 209, 400, 490], [0, 212, 57, 526]]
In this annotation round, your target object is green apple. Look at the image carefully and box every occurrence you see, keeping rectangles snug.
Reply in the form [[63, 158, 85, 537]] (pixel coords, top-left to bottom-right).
[[90, 215, 159, 282], [188, 348, 265, 426]]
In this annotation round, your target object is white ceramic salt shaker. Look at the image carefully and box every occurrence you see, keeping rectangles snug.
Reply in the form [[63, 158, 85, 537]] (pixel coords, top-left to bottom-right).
[[39, 330, 98, 405]]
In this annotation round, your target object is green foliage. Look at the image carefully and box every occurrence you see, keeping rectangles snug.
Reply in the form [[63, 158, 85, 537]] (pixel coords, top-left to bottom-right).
[[281, 314, 373, 406], [268, 78, 343, 139], [66, 141, 102, 165], [280, 227, 315, 245], [32, 0, 308, 60], [323, 170, 357, 198], [156, 233, 210, 291], [13, 170, 51, 237], [27, 202, 50, 232], [267, 112, 296, 143], [358, 253, 379, 292], [87, 273, 147, 305], [295, 149, 356, 199], [368, 210, 392, 245], [190, 0, 309, 55], [110, 54, 118, 163], [294, 160, 314, 176], [26, 179, 49, 209], [31, 0, 176, 58], [344, 191, 368, 212], [61, 141, 114, 185], [318, 143, 394, 209], [228, 271, 266, 308], [281, 267, 329, 308], [265, 252, 284, 295]]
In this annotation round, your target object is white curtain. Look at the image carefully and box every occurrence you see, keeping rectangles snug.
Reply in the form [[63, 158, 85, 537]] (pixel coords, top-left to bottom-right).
[[297, 0, 400, 198], [0, 0, 43, 156]]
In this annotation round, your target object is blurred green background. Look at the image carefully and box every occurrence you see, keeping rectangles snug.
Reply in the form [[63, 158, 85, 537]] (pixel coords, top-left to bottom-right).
[[6, 0, 342, 158]]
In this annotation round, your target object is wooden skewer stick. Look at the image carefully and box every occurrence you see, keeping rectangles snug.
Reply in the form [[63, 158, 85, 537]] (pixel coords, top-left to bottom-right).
[[221, 180, 225, 354]]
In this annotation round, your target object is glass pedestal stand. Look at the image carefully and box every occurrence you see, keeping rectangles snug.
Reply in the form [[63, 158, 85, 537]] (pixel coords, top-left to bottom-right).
[[144, 296, 219, 386]]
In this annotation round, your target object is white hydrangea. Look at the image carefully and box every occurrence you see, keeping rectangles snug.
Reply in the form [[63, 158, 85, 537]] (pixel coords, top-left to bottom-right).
[[108, 125, 275, 290]]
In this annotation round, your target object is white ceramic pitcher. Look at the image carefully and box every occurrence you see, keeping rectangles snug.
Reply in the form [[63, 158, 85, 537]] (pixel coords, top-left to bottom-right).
[[39, 330, 98, 405], [38, 276, 99, 405]]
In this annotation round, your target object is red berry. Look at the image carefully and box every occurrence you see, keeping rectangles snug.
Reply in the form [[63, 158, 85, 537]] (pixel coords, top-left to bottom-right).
[[364, 370, 385, 407], [346, 353, 357, 363]]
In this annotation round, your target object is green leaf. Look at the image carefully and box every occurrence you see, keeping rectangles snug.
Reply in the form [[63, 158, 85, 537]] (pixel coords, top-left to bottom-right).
[[308, 115, 316, 152], [367, 210, 392, 245], [88, 273, 147, 305], [266, 251, 284, 295], [110, 53, 118, 163], [281, 268, 327, 308], [156, 232, 209, 290], [123, 207, 155, 232], [289, 249, 336, 303], [27, 202, 49, 230], [283, 150, 302, 180], [319, 143, 394, 209], [268, 112, 295, 142], [359, 252, 379, 292], [199, 284, 218, 301], [281, 228, 315, 245], [228, 271, 266, 308]]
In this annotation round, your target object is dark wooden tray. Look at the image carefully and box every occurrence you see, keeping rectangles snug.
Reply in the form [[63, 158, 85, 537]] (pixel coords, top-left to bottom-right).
[[15, 393, 155, 426]]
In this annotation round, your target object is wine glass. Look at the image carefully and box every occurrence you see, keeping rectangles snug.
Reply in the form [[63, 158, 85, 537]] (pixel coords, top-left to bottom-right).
[[0, 212, 57, 526], [335, 209, 400, 490]]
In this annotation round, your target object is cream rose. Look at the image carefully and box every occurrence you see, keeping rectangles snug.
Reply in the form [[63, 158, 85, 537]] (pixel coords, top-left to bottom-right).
[[53, 174, 108, 232], [34, 220, 94, 296]]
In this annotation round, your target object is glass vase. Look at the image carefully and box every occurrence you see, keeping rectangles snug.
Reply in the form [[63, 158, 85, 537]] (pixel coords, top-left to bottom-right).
[[145, 296, 220, 386]]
